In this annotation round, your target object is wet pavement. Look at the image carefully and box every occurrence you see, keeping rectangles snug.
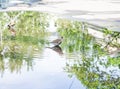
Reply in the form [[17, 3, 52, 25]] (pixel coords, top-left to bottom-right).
[[0, 0, 120, 32]]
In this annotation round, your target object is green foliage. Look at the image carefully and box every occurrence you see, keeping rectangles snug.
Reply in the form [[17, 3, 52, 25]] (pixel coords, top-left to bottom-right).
[[102, 28, 120, 48], [103, 28, 113, 35], [108, 57, 120, 66], [57, 19, 120, 89], [0, 11, 49, 75], [57, 19, 92, 54]]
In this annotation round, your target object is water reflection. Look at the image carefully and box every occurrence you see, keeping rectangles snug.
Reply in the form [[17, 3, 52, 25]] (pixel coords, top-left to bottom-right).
[[46, 45, 63, 55], [0, 11, 48, 76], [57, 19, 120, 89], [0, 11, 120, 89]]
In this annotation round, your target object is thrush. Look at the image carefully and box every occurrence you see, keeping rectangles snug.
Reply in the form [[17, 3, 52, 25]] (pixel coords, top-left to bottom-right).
[[50, 37, 63, 46]]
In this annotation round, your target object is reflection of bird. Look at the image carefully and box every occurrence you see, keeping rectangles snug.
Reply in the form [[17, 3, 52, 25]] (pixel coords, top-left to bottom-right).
[[50, 37, 63, 46], [46, 45, 63, 55]]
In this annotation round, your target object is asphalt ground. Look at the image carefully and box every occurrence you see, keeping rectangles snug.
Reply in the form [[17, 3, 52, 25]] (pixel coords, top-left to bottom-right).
[[0, 0, 120, 32]]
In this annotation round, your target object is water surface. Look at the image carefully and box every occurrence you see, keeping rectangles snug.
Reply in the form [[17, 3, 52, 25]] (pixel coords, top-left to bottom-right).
[[0, 11, 120, 89]]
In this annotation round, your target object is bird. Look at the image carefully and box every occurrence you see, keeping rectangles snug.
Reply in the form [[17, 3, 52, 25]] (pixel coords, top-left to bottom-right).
[[8, 23, 16, 37], [50, 37, 63, 46]]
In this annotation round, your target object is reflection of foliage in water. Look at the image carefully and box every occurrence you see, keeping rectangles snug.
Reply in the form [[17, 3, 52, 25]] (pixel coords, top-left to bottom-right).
[[57, 19, 90, 53], [57, 19, 120, 89], [0, 11, 49, 76], [103, 28, 120, 48]]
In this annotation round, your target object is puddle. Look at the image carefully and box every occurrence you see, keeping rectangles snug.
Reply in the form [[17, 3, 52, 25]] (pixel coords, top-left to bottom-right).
[[0, 11, 120, 89]]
